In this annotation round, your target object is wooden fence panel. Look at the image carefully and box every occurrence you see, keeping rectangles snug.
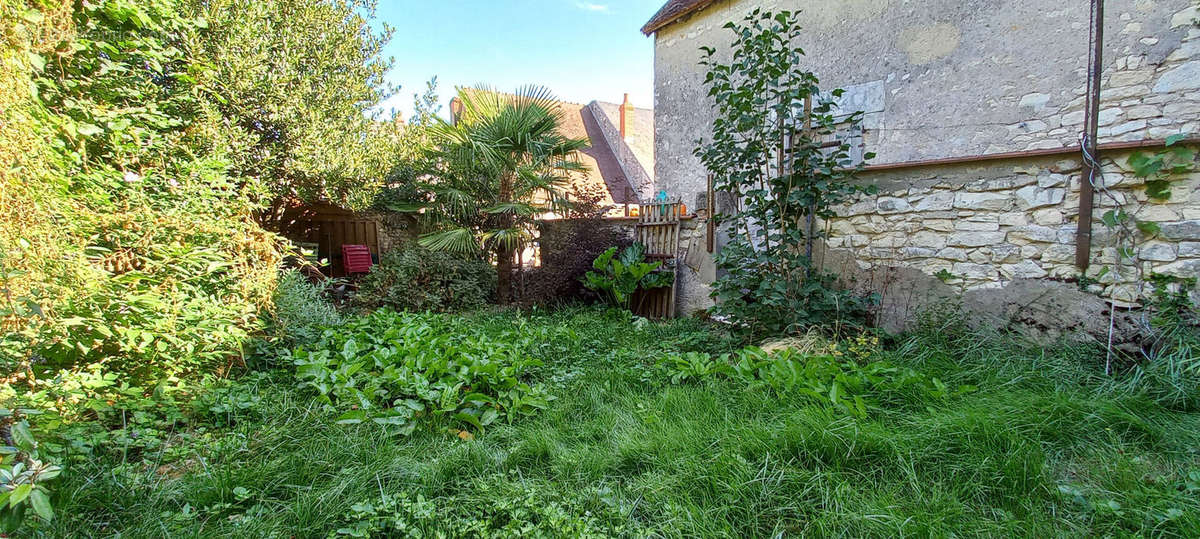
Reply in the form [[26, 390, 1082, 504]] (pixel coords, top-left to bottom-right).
[[635, 200, 681, 319], [314, 219, 380, 277]]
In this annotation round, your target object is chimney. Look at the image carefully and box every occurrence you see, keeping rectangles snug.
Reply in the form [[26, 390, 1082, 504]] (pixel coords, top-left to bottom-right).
[[620, 93, 634, 139], [449, 97, 463, 125]]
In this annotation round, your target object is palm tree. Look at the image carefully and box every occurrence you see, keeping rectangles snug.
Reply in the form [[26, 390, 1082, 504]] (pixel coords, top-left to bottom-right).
[[418, 85, 588, 303]]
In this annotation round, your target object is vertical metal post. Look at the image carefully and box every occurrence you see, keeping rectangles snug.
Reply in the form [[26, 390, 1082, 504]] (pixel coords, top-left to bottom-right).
[[1075, 0, 1104, 269], [706, 173, 715, 253]]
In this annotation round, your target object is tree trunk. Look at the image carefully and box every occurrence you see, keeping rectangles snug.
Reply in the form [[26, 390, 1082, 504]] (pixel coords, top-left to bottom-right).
[[496, 249, 513, 304], [496, 169, 516, 304]]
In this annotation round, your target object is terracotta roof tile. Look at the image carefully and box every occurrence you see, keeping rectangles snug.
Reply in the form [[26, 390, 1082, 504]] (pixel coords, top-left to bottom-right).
[[450, 90, 643, 207], [641, 0, 716, 35]]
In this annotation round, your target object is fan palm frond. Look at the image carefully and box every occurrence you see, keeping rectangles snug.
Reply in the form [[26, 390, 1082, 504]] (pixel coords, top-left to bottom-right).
[[481, 227, 530, 254], [418, 228, 481, 255], [483, 202, 540, 215]]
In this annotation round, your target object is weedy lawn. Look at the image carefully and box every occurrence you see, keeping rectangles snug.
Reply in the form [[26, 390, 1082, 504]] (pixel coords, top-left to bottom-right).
[[43, 308, 1200, 537]]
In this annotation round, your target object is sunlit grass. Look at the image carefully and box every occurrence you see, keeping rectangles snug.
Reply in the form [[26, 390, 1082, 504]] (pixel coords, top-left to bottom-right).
[[46, 307, 1200, 537]]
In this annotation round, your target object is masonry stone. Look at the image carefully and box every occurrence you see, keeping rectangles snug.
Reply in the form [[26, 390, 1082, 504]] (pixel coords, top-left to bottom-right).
[[1140, 242, 1178, 261], [950, 231, 1008, 247], [910, 231, 947, 249], [1153, 61, 1200, 93], [651, 0, 1200, 321], [1032, 208, 1065, 225], [936, 247, 969, 261], [1156, 258, 1200, 278], [954, 192, 1012, 211], [955, 219, 1000, 232], [1125, 104, 1162, 119], [1015, 185, 1066, 209], [1018, 92, 1050, 111], [991, 244, 1021, 263], [877, 197, 912, 214], [1164, 101, 1200, 116], [1001, 260, 1048, 279], [1160, 220, 1200, 240], [913, 191, 955, 211], [952, 263, 994, 280]]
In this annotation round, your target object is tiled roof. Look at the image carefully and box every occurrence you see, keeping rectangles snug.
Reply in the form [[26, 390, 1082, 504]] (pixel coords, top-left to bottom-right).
[[450, 90, 649, 206], [641, 0, 716, 35]]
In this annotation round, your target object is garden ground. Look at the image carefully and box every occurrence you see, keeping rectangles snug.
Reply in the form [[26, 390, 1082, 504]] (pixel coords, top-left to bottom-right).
[[40, 308, 1200, 537]]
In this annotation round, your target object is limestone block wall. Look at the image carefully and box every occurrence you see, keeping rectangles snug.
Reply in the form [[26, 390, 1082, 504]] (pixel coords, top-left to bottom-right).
[[821, 148, 1200, 306], [652, 0, 1199, 209]]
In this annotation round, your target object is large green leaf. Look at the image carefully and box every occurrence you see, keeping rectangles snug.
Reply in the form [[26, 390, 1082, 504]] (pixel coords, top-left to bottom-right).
[[419, 228, 480, 255]]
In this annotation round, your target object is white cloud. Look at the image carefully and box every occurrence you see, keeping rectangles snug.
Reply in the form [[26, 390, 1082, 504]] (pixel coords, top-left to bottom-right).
[[575, 2, 609, 12]]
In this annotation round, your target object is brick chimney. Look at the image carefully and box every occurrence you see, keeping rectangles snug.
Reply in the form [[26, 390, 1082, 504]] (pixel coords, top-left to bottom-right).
[[449, 96, 463, 125], [620, 93, 634, 139]]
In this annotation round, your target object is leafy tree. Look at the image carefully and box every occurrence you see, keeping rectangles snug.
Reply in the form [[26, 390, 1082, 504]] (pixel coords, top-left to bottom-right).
[[183, 0, 397, 213], [695, 10, 876, 336], [418, 86, 588, 304]]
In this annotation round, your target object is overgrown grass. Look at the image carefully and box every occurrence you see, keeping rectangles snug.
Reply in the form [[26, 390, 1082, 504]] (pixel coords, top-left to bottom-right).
[[38, 308, 1200, 537]]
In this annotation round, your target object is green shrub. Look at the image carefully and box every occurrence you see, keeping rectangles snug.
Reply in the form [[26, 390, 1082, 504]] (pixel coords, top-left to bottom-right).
[[289, 310, 551, 435], [356, 248, 494, 313], [695, 10, 877, 337], [581, 243, 673, 311], [270, 270, 342, 346], [521, 219, 631, 306], [1, 408, 62, 532]]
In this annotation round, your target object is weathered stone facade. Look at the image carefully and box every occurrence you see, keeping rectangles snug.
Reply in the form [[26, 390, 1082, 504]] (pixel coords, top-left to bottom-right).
[[822, 152, 1200, 307], [646, 0, 1200, 323]]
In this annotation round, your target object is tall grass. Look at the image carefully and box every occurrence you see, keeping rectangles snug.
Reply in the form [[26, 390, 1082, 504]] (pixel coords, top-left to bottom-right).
[[41, 307, 1200, 537]]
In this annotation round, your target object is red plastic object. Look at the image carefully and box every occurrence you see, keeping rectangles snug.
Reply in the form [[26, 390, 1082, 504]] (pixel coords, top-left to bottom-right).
[[341, 244, 373, 275]]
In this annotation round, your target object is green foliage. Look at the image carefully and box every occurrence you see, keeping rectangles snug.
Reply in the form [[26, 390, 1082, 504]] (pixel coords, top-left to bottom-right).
[[1123, 274, 1200, 409], [1, 2, 395, 528], [18, 308, 1200, 536], [1127, 137, 1196, 202], [289, 310, 552, 435], [1, 409, 62, 531], [187, 0, 399, 210], [332, 481, 634, 537], [2, 0, 286, 385], [659, 345, 972, 418], [269, 269, 342, 346], [695, 10, 877, 336], [1089, 138, 1198, 305], [356, 248, 494, 313], [582, 243, 673, 311], [413, 85, 590, 303]]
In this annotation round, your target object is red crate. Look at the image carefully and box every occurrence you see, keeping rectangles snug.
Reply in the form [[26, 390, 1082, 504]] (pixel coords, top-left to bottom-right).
[[341, 244, 373, 275]]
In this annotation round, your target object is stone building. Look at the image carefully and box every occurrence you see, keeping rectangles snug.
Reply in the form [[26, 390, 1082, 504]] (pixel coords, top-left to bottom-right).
[[642, 0, 1200, 331]]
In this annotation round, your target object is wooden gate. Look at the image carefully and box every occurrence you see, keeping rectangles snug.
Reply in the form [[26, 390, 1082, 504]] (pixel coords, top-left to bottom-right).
[[634, 200, 681, 319]]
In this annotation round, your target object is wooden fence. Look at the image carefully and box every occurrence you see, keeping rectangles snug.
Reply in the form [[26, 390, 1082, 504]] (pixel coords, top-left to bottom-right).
[[634, 200, 681, 319]]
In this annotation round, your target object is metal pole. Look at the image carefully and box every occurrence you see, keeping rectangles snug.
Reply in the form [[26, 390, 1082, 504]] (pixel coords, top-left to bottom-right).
[[1075, 0, 1104, 269]]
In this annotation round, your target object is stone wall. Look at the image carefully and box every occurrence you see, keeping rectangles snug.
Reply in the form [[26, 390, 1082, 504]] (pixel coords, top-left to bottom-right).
[[820, 148, 1200, 309], [531, 218, 637, 303], [652, 0, 1198, 207], [650, 0, 1200, 327], [358, 211, 420, 254], [536, 216, 711, 307]]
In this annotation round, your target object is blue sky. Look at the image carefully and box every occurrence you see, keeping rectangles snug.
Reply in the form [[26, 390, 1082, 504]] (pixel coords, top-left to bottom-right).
[[372, 1, 662, 120]]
